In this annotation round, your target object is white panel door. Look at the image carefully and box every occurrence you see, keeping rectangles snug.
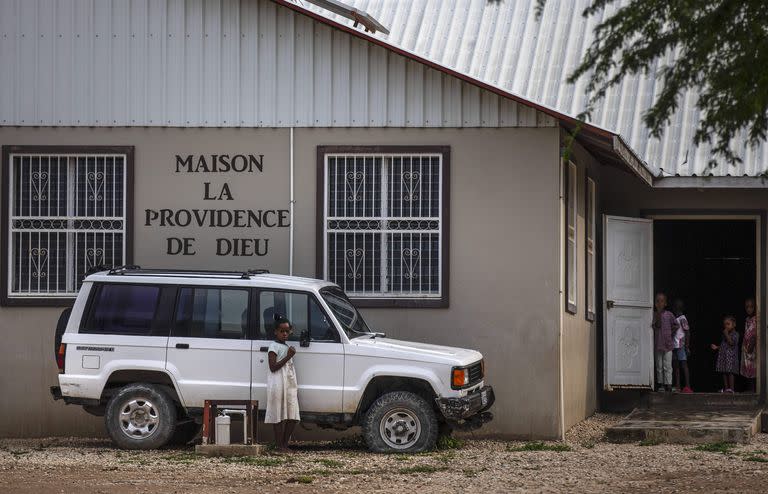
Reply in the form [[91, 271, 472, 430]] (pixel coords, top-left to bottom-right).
[[604, 215, 653, 388]]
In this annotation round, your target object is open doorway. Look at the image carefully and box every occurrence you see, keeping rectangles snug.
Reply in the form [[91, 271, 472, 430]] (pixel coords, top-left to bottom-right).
[[654, 219, 758, 393]]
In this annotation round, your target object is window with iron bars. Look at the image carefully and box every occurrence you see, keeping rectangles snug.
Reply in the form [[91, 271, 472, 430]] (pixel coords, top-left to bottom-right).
[[3, 148, 132, 303], [320, 148, 448, 307]]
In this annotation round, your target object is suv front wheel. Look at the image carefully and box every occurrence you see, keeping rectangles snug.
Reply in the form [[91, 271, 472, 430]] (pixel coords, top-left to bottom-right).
[[362, 391, 438, 453], [105, 383, 177, 450]]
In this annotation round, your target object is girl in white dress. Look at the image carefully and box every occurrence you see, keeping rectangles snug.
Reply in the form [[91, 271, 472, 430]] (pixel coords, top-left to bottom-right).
[[265, 317, 300, 452]]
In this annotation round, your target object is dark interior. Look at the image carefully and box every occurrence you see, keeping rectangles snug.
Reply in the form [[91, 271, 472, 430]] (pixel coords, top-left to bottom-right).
[[654, 219, 757, 393]]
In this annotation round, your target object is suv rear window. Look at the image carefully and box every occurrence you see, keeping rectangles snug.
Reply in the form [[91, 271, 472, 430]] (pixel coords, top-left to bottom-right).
[[83, 284, 161, 335], [172, 287, 249, 339]]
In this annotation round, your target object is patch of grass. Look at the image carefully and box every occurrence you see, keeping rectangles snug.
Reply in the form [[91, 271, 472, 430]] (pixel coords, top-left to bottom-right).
[[393, 455, 412, 461], [580, 441, 596, 449], [304, 468, 335, 477], [328, 435, 367, 451], [506, 441, 571, 452], [462, 467, 487, 478], [222, 456, 284, 467], [397, 465, 449, 475], [744, 455, 768, 463], [286, 475, 313, 484], [162, 452, 201, 463], [434, 451, 457, 464], [340, 468, 371, 475], [313, 458, 343, 468], [694, 442, 737, 454], [639, 438, 662, 446], [9, 449, 30, 457], [436, 435, 464, 450]]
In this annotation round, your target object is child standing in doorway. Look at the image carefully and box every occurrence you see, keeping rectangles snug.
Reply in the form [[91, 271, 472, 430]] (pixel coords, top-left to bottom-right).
[[711, 316, 739, 393], [652, 293, 678, 392], [672, 299, 693, 393], [266, 317, 300, 452], [741, 298, 758, 392]]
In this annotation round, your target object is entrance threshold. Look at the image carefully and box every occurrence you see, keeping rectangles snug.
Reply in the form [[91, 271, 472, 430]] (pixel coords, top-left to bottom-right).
[[606, 392, 762, 444], [648, 392, 759, 409], [606, 407, 761, 444]]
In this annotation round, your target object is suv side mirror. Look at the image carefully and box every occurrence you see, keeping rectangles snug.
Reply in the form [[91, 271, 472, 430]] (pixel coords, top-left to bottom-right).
[[300, 329, 311, 348]]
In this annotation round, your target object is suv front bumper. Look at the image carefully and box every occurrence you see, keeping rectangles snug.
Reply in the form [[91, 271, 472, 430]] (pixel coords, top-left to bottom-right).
[[435, 385, 495, 425]]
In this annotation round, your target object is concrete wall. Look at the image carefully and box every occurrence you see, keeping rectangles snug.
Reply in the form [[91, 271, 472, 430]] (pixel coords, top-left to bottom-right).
[[0, 126, 563, 438], [560, 136, 600, 432]]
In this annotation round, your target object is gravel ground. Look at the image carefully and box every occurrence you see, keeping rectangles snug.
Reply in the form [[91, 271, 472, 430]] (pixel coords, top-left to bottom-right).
[[2, 413, 768, 493]]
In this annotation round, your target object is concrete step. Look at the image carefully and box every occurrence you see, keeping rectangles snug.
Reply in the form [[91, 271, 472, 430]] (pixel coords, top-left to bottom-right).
[[606, 407, 762, 444], [648, 392, 759, 409]]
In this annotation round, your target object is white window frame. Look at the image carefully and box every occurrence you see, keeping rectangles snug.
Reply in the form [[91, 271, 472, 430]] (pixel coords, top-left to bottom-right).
[[319, 147, 449, 307], [565, 160, 578, 314], [3, 148, 131, 304], [586, 176, 596, 321]]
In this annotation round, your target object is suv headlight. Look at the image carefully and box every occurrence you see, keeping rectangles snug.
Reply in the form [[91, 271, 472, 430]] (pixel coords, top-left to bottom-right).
[[451, 367, 469, 388], [451, 360, 484, 390]]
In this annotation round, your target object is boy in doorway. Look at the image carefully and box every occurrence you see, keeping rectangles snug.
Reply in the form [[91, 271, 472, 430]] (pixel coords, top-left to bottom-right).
[[652, 292, 679, 392], [672, 299, 692, 393]]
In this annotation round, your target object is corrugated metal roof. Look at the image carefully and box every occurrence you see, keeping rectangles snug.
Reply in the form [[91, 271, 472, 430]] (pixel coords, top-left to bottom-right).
[[299, 0, 765, 177], [0, 0, 556, 129]]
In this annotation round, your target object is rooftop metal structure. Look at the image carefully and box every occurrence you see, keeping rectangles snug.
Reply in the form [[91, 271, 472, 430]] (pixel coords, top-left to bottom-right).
[[298, 0, 767, 178]]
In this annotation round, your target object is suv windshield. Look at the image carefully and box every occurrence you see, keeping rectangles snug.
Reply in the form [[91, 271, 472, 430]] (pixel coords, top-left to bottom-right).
[[320, 286, 372, 338]]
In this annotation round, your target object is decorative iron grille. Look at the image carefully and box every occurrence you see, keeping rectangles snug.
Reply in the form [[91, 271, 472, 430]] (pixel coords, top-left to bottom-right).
[[8, 154, 126, 297], [324, 153, 443, 298]]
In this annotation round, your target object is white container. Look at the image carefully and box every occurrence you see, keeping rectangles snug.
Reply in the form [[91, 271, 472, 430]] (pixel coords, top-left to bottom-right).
[[215, 415, 231, 445]]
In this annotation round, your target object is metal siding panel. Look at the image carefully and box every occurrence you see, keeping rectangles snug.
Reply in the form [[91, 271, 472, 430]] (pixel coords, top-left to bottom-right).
[[331, 29, 350, 125], [441, 74, 461, 127], [0, 0, 16, 124], [367, 43, 387, 126], [275, 6, 294, 126], [52, 0, 74, 126], [202, 0, 221, 126], [461, 82, 480, 127], [146, 0, 167, 126], [35, 0, 55, 125], [92, 0, 112, 125], [184, 0, 203, 126], [312, 23, 332, 126], [238, 0, 258, 126], [292, 13, 313, 125], [220, 0, 239, 125], [423, 66, 442, 127], [480, 90, 499, 127], [257, 0, 276, 126], [498, 93, 517, 127], [165, 0, 185, 125], [129, 0, 149, 125], [111, 0, 130, 125], [16, 0, 38, 125], [405, 60, 424, 127], [386, 51, 405, 126], [349, 37, 368, 126]]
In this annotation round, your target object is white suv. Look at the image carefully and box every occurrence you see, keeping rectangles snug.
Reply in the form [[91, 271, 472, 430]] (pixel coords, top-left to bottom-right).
[[51, 267, 494, 452]]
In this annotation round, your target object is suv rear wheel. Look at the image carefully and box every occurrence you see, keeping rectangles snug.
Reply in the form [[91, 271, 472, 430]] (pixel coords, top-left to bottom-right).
[[105, 383, 176, 450], [362, 391, 438, 453]]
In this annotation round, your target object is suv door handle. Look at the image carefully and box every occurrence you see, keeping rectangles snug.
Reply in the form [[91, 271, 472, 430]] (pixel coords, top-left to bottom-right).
[[259, 346, 269, 352], [175, 343, 189, 349]]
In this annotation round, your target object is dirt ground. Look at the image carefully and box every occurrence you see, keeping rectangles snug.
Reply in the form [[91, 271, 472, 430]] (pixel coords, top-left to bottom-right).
[[2, 413, 768, 493]]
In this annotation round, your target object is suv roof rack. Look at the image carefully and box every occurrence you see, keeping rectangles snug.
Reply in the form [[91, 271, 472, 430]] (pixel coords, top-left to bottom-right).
[[105, 266, 270, 280]]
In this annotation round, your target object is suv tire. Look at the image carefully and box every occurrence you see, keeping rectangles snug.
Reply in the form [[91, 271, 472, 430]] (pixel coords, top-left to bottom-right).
[[362, 391, 438, 453], [105, 383, 176, 450]]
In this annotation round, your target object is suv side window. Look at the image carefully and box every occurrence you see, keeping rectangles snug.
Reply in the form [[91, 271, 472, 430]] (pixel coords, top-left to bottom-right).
[[83, 284, 161, 335], [258, 290, 338, 342], [172, 287, 249, 340]]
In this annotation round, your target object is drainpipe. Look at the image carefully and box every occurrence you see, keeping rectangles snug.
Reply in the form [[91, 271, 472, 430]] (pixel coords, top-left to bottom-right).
[[289, 127, 295, 276]]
